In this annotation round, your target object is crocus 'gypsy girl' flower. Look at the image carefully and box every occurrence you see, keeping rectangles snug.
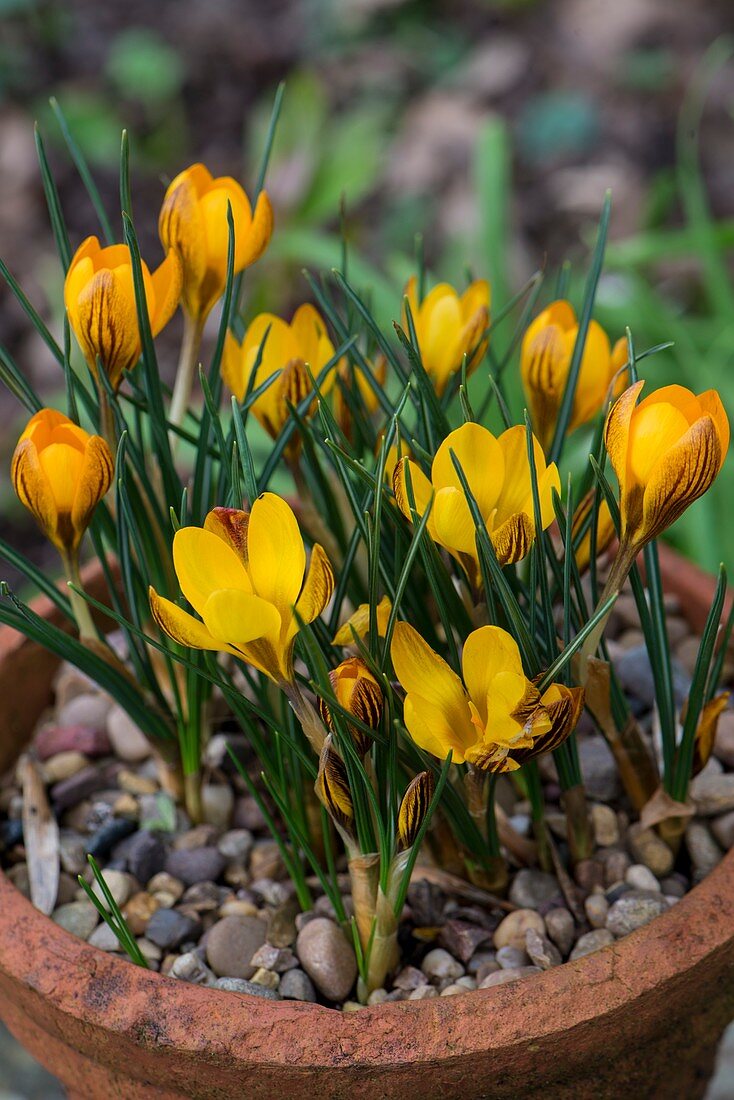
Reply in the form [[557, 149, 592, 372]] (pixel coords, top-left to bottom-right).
[[606, 381, 729, 560], [391, 621, 581, 772], [521, 300, 620, 451], [159, 163, 273, 326], [222, 304, 338, 450], [393, 422, 559, 581], [64, 236, 182, 391], [318, 656, 383, 756], [402, 276, 489, 396], [149, 493, 334, 686], [12, 409, 114, 556]]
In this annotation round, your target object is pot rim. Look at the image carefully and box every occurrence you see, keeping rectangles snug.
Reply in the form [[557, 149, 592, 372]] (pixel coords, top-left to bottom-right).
[[0, 545, 732, 1074]]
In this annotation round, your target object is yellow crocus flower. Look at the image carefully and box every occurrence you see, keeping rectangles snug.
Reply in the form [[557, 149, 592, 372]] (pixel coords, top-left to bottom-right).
[[393, 422, 559, 579], [521, 300, 620, 451], [64, 236, 182, 391], [149, 494, 334, 685], [222, 304, 338, 449], [159, 163, 273, 325], [332, 595, 392, 646], [605, 381, 729, 555], [12, 409, 114, 555], [403, 276, 489, 396], [391, 622, 580, 771]]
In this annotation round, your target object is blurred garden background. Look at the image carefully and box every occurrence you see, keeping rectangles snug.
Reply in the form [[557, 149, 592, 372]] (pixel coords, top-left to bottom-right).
[[2, 0, 734, 1093]]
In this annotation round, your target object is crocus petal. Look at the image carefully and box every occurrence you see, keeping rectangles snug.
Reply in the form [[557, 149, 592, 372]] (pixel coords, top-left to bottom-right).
[[159, 166, 208, 300], [173, 526, 252, 616], [204, 507, 249, 562], [150, 250, 183, 336], [641, 415, 723, 543], [11, 440, 59, 547], [392, 621, 473, 739], [70, 435, 114, 537], [461, 626, 523, 719], [604, 380, 644, 511], [697, 390, 730, 462], [201, 588, 281, 650], [246, 493, 305, 618], [432, 486, 477, 557], [149, 587, 233, 653], [393, 458, 434, 523], [240, 190, 274, 268], [294, 543, 335, 626], [431, 423, 504, 517], [403, 693, 474, 764], [74, 268, 141, 383], [490, 513, 535, 565]]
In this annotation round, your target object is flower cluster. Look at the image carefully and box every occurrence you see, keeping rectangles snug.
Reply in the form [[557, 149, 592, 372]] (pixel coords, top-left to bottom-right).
[[2, 116, 731, 1001]]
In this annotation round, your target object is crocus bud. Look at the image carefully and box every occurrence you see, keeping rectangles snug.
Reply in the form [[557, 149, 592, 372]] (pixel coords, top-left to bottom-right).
[[316, 743, 354, 835], [332, 596, 392, 646], [64, 237, 181, 390], [605, 381, 729, 555], [159, 163, 273, 325], [12, 410, 114, 555], [222, 304, 337, 454], [402, 276, 489, 396], [521, 300, 618, 451], [318, 657, 383, 757], [398, 771, 434, 850]]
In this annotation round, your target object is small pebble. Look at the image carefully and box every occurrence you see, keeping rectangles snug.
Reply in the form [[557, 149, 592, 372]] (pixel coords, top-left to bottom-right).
[[87, 818, 137, 860], [58, 693, 111, 731], [591, 804, 620, 847], [88, 922, 122, 952], [117, 771, 157, 796], [165, 847, 226, 887], [577, 737, 621, 801], [43, 751, 90, 783], [438, 919, 492, 963], [393, 966, 426, 991], [36, 725, 111, 761], [525, 927, 561, 969], [441, 983, 468, 996], [52, 901, 99, 940], [215, 976, 279, 999], [584, 894, 609, 929], [508, 869, 559, 910], [569, 929, 614, 960], [169, 951, 217, 986], [367, 988, 388, 1005], [126, 832, 166, 885], [421, 948, 465, 983], [250, 967, 279, 990], [250, 944, 298, 973], [148, 872, 184, 901], [625, 864, 661, 893], [408, 985, 438, 1000], [106, 705, 151, 763], [279, 968, 317, 1001], [627, 824, 674, 877], [685, 822, 723, 881], [606, 891, 669, 936], [206, 915, 267, 980], [689, 774, 734, 817], [202, 784, 235, 828], [91, 869, 133, 907], [544, 907, 575, 957], [574, 859, 605, 892], [123, 892, 160, 935], [711, 811, 734, 851], [602, 849, 631, 887], [478, 966, 540, 988], [296, 918, 358, 1002], [496, 945, 528, 970], [493, 909, 545, 952], [713, 712, 734, 767], [146, 908, 202, 951], [218, 829, 254, 863]]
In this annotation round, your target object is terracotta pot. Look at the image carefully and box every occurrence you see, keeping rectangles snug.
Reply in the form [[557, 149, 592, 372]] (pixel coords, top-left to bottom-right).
[[1, 554, 733, 1099]]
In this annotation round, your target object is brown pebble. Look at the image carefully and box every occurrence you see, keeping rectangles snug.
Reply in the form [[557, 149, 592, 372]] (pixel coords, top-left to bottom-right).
[[123, 892, 160, 935]]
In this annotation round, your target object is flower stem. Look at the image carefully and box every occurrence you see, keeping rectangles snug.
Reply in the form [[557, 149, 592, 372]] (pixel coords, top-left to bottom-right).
[[169, 313, 204, 438], [61, 549, 99, 644], [183, 770, 203, 826], [283, 680, 327, 755], [562, 784, 594, 862]]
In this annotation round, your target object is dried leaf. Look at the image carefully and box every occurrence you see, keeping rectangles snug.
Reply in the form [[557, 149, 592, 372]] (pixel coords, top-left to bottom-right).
[[21, 754, 59, 915], [639, 786, 695, 830]]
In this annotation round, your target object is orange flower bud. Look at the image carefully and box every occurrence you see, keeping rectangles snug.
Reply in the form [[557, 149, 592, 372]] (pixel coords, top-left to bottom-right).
[[12, 410, 114, 555], [159, 163, 273, 325], [318, 657, 383, 756], [403, 276, 489, 396], [64, 237, 181, 390]]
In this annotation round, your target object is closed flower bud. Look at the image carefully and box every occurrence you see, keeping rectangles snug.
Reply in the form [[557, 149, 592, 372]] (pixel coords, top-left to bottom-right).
[[403, 276, 489, 396], [64, 236, 182, 391], [332, 595, 392, 646], [316, 743, 354, 835], [222, 304, 338, 456], [318, 657, 383, 757], [398, 771, 434, 850], [12, 409, 114, 555], [521, 300, 619, 451], [605, 381, 729, 555], [159, 163, 273, 325]]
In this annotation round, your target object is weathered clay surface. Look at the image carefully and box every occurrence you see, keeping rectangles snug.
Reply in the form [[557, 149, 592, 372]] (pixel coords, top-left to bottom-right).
[[0, 555, 732, 1099]]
